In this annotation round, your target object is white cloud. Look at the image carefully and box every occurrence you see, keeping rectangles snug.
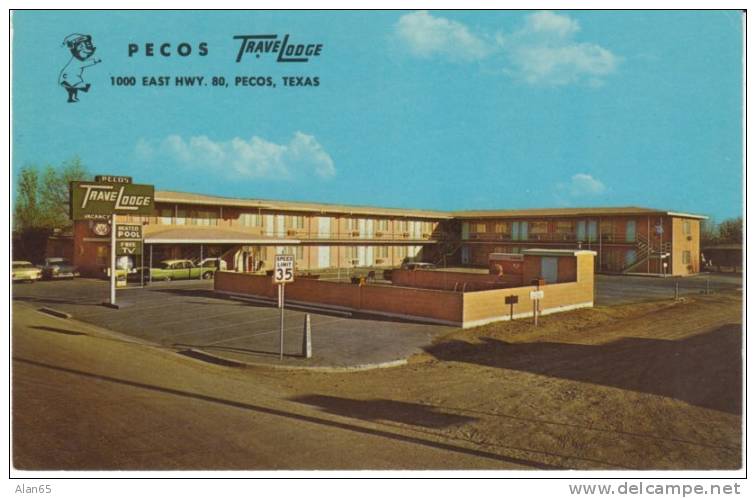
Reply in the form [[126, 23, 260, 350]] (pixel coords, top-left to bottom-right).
[[558, 173, 607, 197], [395, 11, 489, 61], [395, 10, 618, 86], [505, 11, 619, 86], [135, 132, 336, 180]]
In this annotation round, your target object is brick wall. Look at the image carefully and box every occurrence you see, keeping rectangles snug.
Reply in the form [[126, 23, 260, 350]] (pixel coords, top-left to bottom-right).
[[390, 269, 522, 291]]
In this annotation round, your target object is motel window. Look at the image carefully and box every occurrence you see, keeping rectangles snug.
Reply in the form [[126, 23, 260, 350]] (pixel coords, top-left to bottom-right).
[[175, 209, 186, 225], [474, 223, 487, 233], [396, 246, 406, 258], [240, 213, 262, 227], [347, 246, 359, 260], [494, 222, 509, 234], [556, 221, 573, 234], [347, 218, 358, 231], [530, 221, 548, 235], [291, 216, 305, 230], [683, 250, 691, 265], [159, 208, 172, 225], [397, 220, 408, 233], [378, 246, 389, 258], [294, 246, 304, 260], [683, 220, 691, 235], [377, 219, 389, 232], [191, 209, 217, 226]]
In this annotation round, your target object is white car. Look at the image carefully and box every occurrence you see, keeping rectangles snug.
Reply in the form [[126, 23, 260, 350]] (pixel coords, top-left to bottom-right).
[[12, 261, 42, 283]]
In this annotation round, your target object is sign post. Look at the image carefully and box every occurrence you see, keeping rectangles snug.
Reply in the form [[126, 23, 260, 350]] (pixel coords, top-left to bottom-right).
[[69, 178, 154, 308], [505, 295, 518, 321], [273, 254, 295, 360], [529, 279, 545, 327]]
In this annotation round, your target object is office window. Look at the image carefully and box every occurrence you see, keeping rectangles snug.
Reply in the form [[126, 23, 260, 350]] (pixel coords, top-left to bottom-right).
[[682, 250, 691, 265]]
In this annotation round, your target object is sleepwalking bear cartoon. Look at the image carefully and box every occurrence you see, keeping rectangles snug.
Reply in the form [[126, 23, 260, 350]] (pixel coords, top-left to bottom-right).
[[59, 33, 101, 103]]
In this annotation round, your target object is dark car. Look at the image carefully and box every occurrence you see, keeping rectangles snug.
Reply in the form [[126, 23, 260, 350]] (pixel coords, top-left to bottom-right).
[[42, 257, 80, 279]]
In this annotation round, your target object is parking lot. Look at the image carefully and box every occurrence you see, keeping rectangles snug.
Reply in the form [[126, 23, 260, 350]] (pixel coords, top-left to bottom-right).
[[12, 278, 450, 368], [595, 273, 742, 306], [12, 272, 742, 368]]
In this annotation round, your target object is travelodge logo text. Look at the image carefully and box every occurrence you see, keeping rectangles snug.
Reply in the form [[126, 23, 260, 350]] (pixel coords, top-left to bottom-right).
[[70, 181, 155, 220], [233, 34, 323, 63]]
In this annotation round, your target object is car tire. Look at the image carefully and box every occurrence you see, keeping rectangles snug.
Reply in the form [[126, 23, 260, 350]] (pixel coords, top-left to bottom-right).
[[202, 271, 213, 280], [164, 276, 172, 281]]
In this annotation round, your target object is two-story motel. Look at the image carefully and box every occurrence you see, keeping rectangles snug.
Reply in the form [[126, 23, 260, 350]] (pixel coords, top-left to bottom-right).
[[70, 189, 706, 278]]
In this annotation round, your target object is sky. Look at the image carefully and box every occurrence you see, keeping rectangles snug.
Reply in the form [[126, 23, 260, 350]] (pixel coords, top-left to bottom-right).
[[11, 10, 743, 220]]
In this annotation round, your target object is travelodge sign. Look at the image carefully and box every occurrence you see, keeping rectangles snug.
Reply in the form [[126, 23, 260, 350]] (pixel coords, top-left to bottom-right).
[[70, 181, 155, 220]]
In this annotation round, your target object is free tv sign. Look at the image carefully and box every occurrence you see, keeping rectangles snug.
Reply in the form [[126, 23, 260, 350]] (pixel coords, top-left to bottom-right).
[[70, 180, 155, 220]]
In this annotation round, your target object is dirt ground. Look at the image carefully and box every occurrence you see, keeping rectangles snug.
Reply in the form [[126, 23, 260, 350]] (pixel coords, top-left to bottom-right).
[[278, 290, 743, 470], [12, 290, 742, 470]]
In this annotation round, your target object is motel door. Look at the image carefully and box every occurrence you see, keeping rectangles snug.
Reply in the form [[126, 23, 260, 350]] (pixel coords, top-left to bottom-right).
[[461, 246, 471, 265], [541, 257, 558, 283]]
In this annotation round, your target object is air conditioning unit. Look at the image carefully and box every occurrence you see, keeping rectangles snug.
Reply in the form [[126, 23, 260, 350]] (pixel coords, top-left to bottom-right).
[[687, 235, 692, 241], [402, 232, 410, 238], [286, 229, 297, 236], [350, 259, 360, 265], [422, 233, 431, 238], [351, 231, 360, 237], [375, 258, 385, 264], [375, 231, 384, 237]]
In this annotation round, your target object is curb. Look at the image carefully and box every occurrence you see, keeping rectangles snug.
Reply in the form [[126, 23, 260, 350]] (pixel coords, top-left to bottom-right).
[[38, 307, 72, 319], [186, 347, 409, 372]]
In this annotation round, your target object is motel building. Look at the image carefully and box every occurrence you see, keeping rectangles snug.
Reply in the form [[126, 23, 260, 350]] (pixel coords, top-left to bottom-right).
[[70, 189, 706, 279]]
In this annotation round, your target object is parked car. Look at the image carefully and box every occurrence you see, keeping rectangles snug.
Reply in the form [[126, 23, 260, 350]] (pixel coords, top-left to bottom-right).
[[400, 261, 437, 271], [12, 261, 42, 283], [42, 257, 80, 279], [196, 257, 227, 271], [146, 259, 218, 281]]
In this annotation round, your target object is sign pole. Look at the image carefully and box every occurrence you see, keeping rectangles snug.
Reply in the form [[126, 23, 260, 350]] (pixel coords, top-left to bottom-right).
[[110, 213, 117, 306], [279, 283, 285, 360]]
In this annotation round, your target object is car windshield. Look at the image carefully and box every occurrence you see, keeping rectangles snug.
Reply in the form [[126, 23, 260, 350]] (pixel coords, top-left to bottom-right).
[[49, 259, 70, 265]]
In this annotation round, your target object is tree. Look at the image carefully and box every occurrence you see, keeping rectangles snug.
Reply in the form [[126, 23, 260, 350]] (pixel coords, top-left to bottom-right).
[[13, 157, 90, 262], [13, 165, 40, 230], [718, 217, 742, 244], [38, 156, 89, 228], [700, 218, 720, 246]]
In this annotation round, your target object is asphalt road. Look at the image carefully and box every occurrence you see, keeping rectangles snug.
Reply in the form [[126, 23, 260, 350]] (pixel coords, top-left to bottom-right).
[[12, 303, 517, 470]]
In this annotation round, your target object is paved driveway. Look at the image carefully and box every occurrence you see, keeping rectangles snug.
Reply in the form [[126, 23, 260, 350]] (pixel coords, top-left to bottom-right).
[[12, 278, 451, 368], [595, 273, 742, 306]]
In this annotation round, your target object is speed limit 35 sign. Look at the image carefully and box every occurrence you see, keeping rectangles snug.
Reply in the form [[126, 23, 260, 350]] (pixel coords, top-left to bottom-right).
[[274, 255, 295, 284]]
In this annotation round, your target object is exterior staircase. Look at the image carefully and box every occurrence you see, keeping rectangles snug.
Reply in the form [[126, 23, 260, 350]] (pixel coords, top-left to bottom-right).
[[622, 232, 671, 274]]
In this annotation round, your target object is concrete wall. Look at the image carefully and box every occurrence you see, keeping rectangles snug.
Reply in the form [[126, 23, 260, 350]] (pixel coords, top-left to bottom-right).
[[462, 252, 594, 328]]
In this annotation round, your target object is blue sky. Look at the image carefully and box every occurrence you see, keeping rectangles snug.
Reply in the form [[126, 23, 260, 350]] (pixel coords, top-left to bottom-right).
[[12, 10, 743, 220]]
